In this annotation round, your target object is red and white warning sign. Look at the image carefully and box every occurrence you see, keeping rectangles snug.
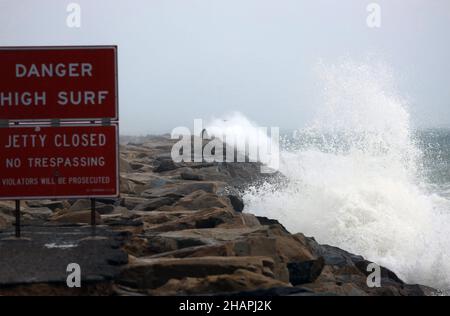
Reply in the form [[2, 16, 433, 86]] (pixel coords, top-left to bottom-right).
[[0, 46, 118, 121], [0, 124, 119, 199]]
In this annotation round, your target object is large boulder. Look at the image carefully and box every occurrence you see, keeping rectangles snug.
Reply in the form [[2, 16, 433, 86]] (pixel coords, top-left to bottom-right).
[[145, 207, 256, 233], [180, 168, 205, 181], [138, 225, 316, 283], [118, 256, 277, 289], [120, 157, 133, 173], [153, 156, 180, 173], [148, 269, 289, 295], [120, 196, 150, 210], [25, 200, 69, 211], [288, 257, 325, 285], [133, 196, 178, 212], [170, 190, 232, 211], [69, 199, 92, 212], [0, 216, 9, 231], [50, 210, 101, 225], [141, 182, 219, 199], [0, 201, 19, 216], [22, 207, 53, 220]]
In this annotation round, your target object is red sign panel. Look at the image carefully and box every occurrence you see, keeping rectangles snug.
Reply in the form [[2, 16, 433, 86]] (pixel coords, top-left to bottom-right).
[[0, 125, 118, 199], [0, 46, 117, 121]]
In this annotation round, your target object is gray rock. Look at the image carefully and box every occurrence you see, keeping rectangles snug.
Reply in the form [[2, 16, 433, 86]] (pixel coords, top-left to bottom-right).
[[257, 216, 290, 233], [120, 196, 150, 210], [216, 185, 244, 212], [287, 257, 325, 285], [26, 200, 67, 211], [134, 196, 178, 211], [69, 199, 92, 212], [22, 207, 53, 220], [153, 157, 179, 172], [142, 182, 218, 199], [227, 194, 244, 213], [95, 204, 116, 215], [180, 169, 205, 181]]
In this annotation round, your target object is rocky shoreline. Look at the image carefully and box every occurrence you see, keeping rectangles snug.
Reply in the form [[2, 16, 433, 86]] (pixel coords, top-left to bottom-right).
[[0, 135, 438, 296]]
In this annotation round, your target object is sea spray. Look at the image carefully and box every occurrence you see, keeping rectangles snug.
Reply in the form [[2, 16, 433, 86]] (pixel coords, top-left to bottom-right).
[[216, 60, 450, 290]]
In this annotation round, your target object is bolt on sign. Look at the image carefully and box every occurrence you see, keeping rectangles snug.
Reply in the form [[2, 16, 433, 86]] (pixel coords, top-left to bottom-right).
[[0, 46, 118, 121], [0, 46, 119, 200], [0, 125, 118, 199]]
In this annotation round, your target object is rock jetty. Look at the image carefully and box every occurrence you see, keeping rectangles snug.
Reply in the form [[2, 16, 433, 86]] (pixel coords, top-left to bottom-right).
[[0, 135, 437, 296]]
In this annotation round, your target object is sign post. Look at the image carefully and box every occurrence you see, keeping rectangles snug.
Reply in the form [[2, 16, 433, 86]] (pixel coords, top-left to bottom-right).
[[0, 46, 119, 237]]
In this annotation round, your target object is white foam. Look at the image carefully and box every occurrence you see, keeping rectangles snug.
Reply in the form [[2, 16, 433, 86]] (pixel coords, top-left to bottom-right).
[[241, 59, 450, 290]]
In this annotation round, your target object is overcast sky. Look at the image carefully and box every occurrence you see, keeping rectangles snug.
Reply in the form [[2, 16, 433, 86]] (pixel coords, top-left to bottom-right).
[[1, 0, 449, 134]]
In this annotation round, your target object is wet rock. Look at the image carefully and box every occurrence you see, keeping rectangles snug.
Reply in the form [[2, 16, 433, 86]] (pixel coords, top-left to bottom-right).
[[142, 182, 218, 199], [216, 185, 244, 212], [69, 199, 92, 212], [124, 236, 151, 257], [171, 190, 232, 211], [147, 208, 248, 232], [257, 216, 290, 233], [180, 168, 205, 181], [120, 196, 149, 210], [26, 200, 68, 211], [67, 200, 115, 215], [0, 216, 9, 231], [216, 162, 279, 188], [95, 198, 120, 205], [147, 177, 171, 189], [130, 162, 145, 171], [96, 204, 116, 215], [119, 176, 136, 194], [153, 156, 179, 172], [227, 195, 244, 212], [120, 157, 133, 173], [148, 269, 289, 295], [148, 243, 236, 259], [140, 225, 314, 283], [0, 201, 17, 216], [22, 207, 53, 220], [144, 227, 261, 251], [102, 216, 143, 229], [51, 210, 101, 225], [139, 211, 186, 226], [288, 257, 325, 285], [302, 280, 369, 296], [134, 196, 178, 211], [118, 256, 276, 289]]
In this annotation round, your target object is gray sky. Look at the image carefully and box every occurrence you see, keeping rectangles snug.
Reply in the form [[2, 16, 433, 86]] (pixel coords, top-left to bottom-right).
[[1, 0, 449, 134]]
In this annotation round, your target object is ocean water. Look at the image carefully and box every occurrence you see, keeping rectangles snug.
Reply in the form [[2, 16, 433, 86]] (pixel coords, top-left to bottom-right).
[[210, 60, 450, 292]]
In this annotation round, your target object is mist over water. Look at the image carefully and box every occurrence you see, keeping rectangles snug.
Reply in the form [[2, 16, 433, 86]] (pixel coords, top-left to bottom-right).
[[221, 60, 450, 290]]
